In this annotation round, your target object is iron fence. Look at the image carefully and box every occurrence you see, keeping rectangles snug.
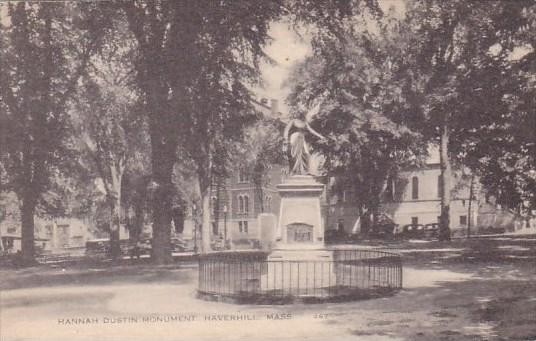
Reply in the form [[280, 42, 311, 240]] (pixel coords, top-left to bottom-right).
[[197, 249, 402, 304]]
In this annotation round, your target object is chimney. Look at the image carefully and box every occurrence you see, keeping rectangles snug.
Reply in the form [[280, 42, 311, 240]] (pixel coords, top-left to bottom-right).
[[270, 99, 279, 115]]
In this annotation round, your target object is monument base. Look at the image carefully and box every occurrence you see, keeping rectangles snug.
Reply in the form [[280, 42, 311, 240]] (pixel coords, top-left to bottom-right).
[[267, 248, 333, 260], [261, 248, 335, 293]]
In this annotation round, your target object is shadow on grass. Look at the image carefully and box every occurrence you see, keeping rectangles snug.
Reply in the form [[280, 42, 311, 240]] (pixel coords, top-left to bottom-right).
[[0, 262, 197, 290], [397, 277, 536, 341], [2, 291, 116, 310]]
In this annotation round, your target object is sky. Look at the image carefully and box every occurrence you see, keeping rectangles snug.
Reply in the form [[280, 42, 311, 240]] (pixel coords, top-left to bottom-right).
[[257, 0, 407, 115], [256, 21, 311, 115]]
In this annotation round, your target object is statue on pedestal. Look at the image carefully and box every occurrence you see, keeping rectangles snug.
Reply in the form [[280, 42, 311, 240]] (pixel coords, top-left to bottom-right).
[[283, 103, 325, 176]]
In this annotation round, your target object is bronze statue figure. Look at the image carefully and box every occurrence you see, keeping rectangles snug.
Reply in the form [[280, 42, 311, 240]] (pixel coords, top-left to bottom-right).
[[283, 103, 325, 175]]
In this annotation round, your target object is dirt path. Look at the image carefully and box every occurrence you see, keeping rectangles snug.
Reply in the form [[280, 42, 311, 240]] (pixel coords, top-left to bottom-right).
[[1, 237, 535, 341]]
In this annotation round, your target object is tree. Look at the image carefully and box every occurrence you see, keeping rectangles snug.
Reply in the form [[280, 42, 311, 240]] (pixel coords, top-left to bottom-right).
[[71, 17, 146, 260], [0, 2, 110, 264], [119, 1, 284, 256], [287, 9, 427, 235], [288, 0, 534, 242], [449, 1, 536, 213], [116, 0, 383, 259], [122, 173, 152, 246], [401, 0, 536, 238], [234, 116, 285, 214]]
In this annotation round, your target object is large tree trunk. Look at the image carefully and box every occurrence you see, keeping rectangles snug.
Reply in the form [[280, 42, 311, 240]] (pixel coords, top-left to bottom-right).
[[212, 178, 221, 235], [198, 172, 212, 254], [369, 178, 383, 236], [253, 163, 264, 213], [151, 145, 174, 264], [439, 123, 452, 241], [201, 187, 211, 253], [360, 207, 372, 236], [197, 155, 213, 254], [109, 163, 123, 261], [371, 204, 380, 236], [20, 193, 36, 265], [127, 205, 144, 246], [109, 197, 121, 261], [146, 74, 175, 264]]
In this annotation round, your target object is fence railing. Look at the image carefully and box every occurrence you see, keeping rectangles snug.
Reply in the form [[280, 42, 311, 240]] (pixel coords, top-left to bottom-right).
[[197, 249, 402, 303]]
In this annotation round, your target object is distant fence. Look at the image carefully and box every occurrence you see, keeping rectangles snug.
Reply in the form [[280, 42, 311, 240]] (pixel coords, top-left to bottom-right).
[[197, 249, 402, 304]]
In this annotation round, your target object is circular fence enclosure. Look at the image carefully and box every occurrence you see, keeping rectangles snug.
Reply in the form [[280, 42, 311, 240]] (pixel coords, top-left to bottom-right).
[[197, 249, 402, 304]]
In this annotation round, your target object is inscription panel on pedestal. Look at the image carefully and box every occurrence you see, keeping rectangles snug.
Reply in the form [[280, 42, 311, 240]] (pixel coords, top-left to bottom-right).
[[286, 223, 314, 243]]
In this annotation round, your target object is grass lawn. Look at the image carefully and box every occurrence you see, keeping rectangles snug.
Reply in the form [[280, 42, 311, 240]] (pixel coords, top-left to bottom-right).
[[1, 235, 535, 341]]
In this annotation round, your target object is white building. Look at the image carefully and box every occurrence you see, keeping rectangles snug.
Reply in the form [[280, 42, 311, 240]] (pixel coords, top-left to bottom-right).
[[325, 146, 478, 235], [382, 163, 476, 231]]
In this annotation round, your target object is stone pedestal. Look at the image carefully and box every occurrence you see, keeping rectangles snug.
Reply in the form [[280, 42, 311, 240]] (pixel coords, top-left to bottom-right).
[[274, 175, 325, 248], [262, 175, 334, 292]]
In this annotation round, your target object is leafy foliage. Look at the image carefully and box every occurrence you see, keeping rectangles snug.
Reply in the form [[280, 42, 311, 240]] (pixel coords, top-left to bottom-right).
[[0, 2, 111, 262], [402, 0, 536, 212], [287, 9, 427, 233]]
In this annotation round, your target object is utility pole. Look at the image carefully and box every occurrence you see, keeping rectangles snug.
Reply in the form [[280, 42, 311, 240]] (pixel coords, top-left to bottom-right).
[[467, 174, 475, 238], [192, 204, 198, 254], [223, 205, 228, 249]]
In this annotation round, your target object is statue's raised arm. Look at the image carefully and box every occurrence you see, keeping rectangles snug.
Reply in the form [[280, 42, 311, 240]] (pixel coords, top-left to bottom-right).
[[305, 121, 324, 141]]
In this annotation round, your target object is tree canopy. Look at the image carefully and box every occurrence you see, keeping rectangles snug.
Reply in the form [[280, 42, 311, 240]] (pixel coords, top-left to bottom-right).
[[0, 2, 112, 263]]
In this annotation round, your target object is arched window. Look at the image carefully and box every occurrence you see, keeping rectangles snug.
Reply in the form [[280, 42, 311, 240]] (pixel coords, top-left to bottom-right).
[[412, 176, 419, 200], [244, 195, 249, 214], [280, 168, 289, 181], [238, 195, 244, 213]]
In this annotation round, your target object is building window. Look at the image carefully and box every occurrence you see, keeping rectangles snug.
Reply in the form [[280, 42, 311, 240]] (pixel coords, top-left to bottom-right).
[[393, 179, 403, 200], [57, 224, 70, 248], [265, 195, 272, 211], [211, 196, 218, 216], [238, 196, 244, 213], [412, 176, 419, 200], [212, 222, 218, 235], [238, 221, 248, 233], [411, 217, 418, 226], [45, 225, 53, 238], [437, 175, 442, 198], [337, 189, 348, 203], [337, 219, 345, 232], [460, 215, 467, 226], [237, 194, 249, 214], [238, 169, 250, 183]]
